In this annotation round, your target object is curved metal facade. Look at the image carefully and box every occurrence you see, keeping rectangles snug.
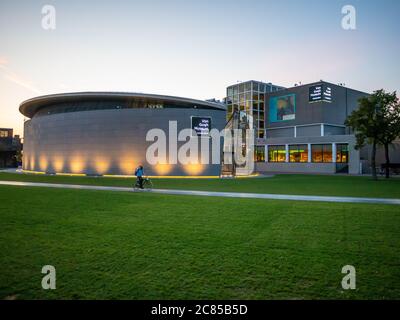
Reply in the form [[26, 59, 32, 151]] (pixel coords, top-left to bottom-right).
[[21, 93, 226, 176]]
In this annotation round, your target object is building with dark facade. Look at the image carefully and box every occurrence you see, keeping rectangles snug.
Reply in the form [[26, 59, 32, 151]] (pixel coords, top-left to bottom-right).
[[20, 92, 226, 176], [226, 80, 400, 175], [0, 128, 22, 168]]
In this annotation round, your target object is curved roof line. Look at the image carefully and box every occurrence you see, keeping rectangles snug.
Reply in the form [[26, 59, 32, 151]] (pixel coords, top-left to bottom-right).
[[19, 91, 226, 118]]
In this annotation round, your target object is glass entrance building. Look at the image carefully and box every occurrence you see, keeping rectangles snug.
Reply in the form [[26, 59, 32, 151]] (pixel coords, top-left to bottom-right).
[[224, 80, 398, 175]]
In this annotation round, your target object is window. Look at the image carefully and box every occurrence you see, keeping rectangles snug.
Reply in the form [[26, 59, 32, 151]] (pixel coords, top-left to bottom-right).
[[268, 145, 286, 162], [289, 145, 308, 162], [0, 130, 9, 138], [258, 130, 265, 139], [233, 86, 238, 95], [312, 144, 332, 162], [227, 87, 233, 97], [245, 82, 251, 92], [255, 146, 265, 162], [239, 83, 245, 93], [336, 144, 349, 163], [252, 82, 259, 92]]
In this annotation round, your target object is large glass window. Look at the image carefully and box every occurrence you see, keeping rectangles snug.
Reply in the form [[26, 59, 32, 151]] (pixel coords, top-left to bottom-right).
[[245, 82, 251, 92], [255, 146, 265, 162], [336, 144, 349, 163], [252, 82, 259, 92], [239, 83, 245, 93], [268, 145, 286, 162], [227, 87, 233, 97], [0, 130, 9, 138], [312, 144, 332, 163], [289, 144, 308, 162]]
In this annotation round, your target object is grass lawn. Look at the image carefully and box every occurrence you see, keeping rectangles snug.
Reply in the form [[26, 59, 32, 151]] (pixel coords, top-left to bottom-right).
[[1, 172, 400, 198], [0, 185, 399, 299]]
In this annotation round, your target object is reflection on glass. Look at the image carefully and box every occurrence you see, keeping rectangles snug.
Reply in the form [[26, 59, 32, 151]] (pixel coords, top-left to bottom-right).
[[312, 144, 332, 162], [254, 146, 265, 162], [268, 145, 286, 162], [289, 144, 308, 162], [336, 144, 349, 163]]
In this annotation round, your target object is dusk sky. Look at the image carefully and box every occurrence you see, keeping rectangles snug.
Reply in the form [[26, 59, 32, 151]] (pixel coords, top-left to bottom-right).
[[1, 0, 399, 136]]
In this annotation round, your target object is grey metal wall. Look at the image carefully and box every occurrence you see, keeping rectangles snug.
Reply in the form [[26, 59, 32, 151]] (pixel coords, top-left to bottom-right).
[[23, 108, 226, 176], [265, 82, 368, 128]]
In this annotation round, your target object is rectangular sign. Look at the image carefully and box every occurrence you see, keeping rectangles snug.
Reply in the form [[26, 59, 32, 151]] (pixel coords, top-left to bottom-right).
[[309, 85, 322, 102], [191, 116, 211, 136], [269, 94, 296, 122], [323, 85, 332, 102], [309, 84, 333, 103]]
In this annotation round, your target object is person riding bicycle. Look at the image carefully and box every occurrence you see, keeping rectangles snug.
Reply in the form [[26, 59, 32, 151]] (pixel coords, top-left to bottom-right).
[[134, 164, 144, 189]]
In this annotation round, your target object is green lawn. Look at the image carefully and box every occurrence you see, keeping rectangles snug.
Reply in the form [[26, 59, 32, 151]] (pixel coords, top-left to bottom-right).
[[1, 172, 400, 198], [0, 185, 399, 299]]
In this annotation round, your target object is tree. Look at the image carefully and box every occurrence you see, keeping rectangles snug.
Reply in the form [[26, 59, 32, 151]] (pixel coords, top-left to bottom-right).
[[375, 90, 400, 178], [345, 90, 400, 180]]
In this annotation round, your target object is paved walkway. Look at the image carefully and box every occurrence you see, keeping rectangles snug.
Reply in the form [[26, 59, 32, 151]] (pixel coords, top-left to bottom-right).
[[1, 180, 399, 205]]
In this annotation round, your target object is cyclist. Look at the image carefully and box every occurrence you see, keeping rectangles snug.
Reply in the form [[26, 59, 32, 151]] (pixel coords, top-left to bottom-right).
[[134, 164, 144, 189]]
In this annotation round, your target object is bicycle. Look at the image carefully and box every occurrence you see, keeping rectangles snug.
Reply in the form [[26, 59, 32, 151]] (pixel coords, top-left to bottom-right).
[[133, 176, 153, 191]]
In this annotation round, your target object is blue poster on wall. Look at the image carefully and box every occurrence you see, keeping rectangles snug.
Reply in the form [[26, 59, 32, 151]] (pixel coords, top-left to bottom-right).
[[269, 94, 296, 122]]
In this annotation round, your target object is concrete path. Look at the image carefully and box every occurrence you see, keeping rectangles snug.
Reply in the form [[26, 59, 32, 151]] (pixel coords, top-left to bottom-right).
[[1, 180, 399, 205]]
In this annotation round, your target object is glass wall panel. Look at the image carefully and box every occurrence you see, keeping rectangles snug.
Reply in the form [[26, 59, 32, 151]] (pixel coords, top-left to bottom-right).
[[252, 82, 259, 92], [227, 87, 233, 96], [245, 82, 251, 92], [268, 145, 286, 162], [336, 144, 349, 163], [233, 85, 238, 95], [239, 83, 245, 93], [323, 144, 332, 162], [289, 144, 308, 162], [255, 146, 265, 162], [312, 144, 332, 163]]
